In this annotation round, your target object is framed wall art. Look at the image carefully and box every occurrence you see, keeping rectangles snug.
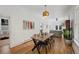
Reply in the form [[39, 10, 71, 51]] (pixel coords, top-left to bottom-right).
[[23, 20, 35, 30]]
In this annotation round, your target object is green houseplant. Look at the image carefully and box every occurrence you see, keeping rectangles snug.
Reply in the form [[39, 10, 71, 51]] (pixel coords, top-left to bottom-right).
[[63, 29, 70, 39], [63, 29, 72, 45]]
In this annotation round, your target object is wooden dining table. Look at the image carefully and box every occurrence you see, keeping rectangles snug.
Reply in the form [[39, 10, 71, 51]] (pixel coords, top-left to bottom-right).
[[32, 33, 54, 41], [31, 33, 54, 54]]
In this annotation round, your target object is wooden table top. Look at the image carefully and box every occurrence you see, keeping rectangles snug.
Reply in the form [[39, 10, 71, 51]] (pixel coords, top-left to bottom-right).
[[32, 33, 54, 41]]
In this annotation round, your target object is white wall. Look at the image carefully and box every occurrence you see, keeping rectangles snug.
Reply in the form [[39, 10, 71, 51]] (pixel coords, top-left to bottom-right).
[[9, 6, 42, 48], [0, 6, 40, 47], [68, 6, 79, 53]]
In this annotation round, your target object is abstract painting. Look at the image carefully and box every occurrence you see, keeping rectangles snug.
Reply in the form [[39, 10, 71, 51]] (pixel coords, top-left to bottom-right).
[[23, 20, 35, 30]]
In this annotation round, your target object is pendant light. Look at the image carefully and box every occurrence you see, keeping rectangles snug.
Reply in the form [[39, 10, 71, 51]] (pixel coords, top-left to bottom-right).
[[42, 5, 49, 17]]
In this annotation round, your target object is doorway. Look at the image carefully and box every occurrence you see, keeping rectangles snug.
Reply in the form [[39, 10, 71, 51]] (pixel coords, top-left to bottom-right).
[[0, 16, 10, 54]]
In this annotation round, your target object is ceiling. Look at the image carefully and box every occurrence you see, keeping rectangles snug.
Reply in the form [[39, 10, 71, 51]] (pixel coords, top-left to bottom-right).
[[0, 5, 75, 19], [20, 5, 75, 18]]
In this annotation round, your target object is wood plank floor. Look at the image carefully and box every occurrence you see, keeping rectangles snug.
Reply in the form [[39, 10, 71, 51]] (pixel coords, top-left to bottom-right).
[[0, 39, 11, 54], [11, 37, 74, 54]]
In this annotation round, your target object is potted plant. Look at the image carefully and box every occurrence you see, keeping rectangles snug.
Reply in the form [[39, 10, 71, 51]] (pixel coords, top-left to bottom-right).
[[63, 29, 72, 45]]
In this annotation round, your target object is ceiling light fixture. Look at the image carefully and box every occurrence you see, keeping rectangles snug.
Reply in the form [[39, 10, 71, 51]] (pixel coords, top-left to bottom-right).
[[42, 5, 49, 17]]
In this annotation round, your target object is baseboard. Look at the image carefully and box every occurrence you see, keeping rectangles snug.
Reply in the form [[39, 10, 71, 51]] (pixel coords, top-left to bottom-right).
[[72, 40, 79, 54]]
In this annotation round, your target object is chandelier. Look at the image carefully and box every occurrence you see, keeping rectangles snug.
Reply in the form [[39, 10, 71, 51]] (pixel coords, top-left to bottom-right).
[[42, 5, 49, 17]]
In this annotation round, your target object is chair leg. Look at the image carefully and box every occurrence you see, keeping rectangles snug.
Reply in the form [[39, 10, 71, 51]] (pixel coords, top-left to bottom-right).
[[51, 40, 54, 46], [37, 46, 40, 54], [32, 45, 40, 54], [48, 40, 51, 49], [45, 46, 47, 54], [32, 46, 36, 51]]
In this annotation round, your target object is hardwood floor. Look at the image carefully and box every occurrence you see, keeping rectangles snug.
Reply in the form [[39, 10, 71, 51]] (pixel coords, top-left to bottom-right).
[[0, 39, 11, 54], [11, 37, 74, 54], [0, 37, 74, 54]]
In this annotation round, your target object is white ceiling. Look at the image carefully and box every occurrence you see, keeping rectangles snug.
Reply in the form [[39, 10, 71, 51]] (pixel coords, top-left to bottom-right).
[[0, 5, 75, 18], [20, 5, 75, 18]]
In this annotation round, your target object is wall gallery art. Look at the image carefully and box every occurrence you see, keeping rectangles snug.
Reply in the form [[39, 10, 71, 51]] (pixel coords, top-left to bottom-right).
[[23, 20, 35, 30]]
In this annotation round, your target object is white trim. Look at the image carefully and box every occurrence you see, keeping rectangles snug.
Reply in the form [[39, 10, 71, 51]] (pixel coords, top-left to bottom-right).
[[74, 39, 79, 47]]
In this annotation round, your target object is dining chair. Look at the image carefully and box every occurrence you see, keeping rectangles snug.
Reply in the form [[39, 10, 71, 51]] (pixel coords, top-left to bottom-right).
[[32, 38, 48, 54], [48, 35, 55, 48], [44, 38, 51, 51]]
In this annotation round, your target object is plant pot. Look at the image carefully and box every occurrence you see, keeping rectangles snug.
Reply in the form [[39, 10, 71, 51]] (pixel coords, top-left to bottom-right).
[[64, 39, 72, 45]]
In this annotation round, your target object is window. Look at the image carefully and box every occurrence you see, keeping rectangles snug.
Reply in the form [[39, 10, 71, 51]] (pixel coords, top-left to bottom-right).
[[59, 25, 62, 30], [55, 25, 58, 30]]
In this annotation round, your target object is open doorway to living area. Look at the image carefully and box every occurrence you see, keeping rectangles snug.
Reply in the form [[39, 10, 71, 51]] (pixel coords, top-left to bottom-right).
[[0, 16, 10, 54]]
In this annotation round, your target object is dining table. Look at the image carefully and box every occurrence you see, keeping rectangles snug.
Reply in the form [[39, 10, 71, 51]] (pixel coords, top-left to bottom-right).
[[32, 33, 54, 41], [31, 33, 54, 53]]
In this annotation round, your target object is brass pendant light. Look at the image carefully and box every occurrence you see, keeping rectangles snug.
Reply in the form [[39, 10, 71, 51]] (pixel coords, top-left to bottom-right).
[[42, 5, 49, 17]]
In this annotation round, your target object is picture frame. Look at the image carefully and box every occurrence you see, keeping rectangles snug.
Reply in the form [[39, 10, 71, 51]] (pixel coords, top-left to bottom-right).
[[23, 20, 35, 30]]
